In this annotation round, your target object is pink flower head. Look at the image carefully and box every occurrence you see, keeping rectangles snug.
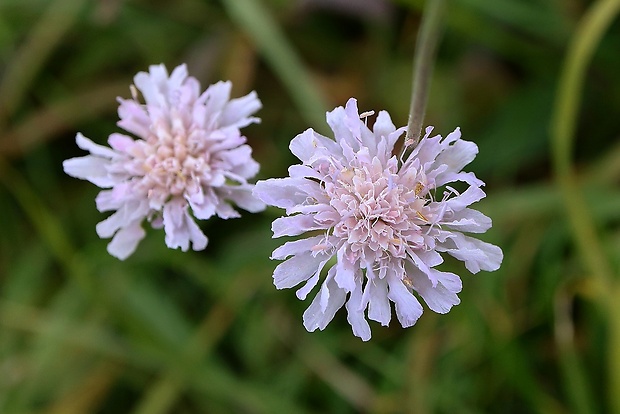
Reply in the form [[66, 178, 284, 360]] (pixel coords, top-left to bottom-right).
[[63, 64, 265, 259], [253, 98, 502, 341]]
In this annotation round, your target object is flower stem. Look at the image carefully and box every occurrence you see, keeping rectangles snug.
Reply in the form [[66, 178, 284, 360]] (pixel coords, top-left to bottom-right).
[[405, 0, 446, 147]]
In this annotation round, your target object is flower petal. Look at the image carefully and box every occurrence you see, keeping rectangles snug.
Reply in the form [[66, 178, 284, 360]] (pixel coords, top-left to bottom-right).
[[108, 133, 135, 152], [435, 128, 478, 174], [63, 156, 115, 188], [364, 273, 391, 326], [303, 268, 347, 332], [96, 201, 147, 238], [334, 246, 357, 292], [221, 91, 262, 128], [442, 208, 492, 233], [387, 274, 423, 328], [272, 214, 324, 237], [444, 185, 486, 211], [107, 221, 146, 260], [346, 276, 372, 341], [219, 186, 265, 213], [271, 235, 326, 260], [410, 265, 462, 314], [273, 252, 326, 289], [253, 178, 318, 211], [327, 102, 356, 150], [289, 128, 340, 164], [203, 81, 232, 121], [288, 164, 323, 180], [438, 233, 503, 273], [117, 99, 151, 138], [75, 133, 118, 159], [296, 260, 327, 300], [162, 199, 208, 252]]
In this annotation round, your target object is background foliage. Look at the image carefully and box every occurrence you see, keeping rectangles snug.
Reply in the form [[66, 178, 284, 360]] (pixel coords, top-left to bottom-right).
[[1, 0, 619, 412]]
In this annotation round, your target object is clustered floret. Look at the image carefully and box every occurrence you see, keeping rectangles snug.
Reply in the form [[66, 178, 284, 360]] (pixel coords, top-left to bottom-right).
[[63, 64, 264, 259], [253, 98, 502, 340]]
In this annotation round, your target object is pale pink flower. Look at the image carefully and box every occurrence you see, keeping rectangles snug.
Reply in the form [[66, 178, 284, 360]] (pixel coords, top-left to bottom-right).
[[63, 64, 265, 259], [254, 98, 502, 341]]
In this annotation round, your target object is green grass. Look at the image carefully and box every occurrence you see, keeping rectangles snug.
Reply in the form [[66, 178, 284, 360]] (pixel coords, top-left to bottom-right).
[[1, 0, 620, 412]]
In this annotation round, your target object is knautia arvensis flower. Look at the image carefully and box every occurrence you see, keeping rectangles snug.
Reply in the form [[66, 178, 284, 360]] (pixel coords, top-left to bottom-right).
[[253, 98, 502, 341], [63, 64, 265, 259]]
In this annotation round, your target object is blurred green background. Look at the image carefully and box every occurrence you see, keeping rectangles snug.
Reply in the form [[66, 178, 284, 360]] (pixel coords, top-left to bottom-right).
[[1, 0, 620, 413]]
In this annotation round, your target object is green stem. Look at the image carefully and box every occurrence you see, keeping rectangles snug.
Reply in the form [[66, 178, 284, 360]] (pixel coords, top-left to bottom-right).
[[551, 0, 620, 284], [554, 289, 596, 414], [550, 0, 620, 412], [405, 0, 446, 147]]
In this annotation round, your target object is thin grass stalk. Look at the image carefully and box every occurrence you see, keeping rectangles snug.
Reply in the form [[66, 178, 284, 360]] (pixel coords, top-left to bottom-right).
[[221, 0, 329, 134], [550, 0, 620, 412]]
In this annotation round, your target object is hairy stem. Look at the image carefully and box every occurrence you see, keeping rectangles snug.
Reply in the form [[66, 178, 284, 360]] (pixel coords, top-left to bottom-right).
[[405, 0, 446, 147]]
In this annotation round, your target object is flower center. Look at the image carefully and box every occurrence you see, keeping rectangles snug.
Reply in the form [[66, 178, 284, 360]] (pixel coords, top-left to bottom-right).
[[326, 159, 430, 264], [135, 114, 211, 202]]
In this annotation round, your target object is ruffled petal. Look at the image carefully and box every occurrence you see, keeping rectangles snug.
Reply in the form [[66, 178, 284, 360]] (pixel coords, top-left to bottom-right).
[[438, 233, 503, 273], [404, 127, 440, 168], [75, 133, 118, 159], [364, 270, 391, 326], [162, 199, 208, 252], [271, 235, 326, 260], [435, 128, 478, 174], [443, 185, 486, 211], [296, 264, 324, 301], [221, 91, 262, 128], [289, 128, 341, 164], [272, 214, 324, 237], [387, 274, 423, 328], [218, 186, 265, 213], [96, 201, 147, 239], [117, 99, 151, 138], [409, 263, 462, 314], [326, 104, 352, 145], [288, 164, 324, 180], [214, 200, 241, 220], [63, 156, 115, 188], [408, 250, 442, 287], [372, 110, 396, 142], [273, 252, 326, 289], [346, 276, 372, 341], [135, 63, 188, 106], [108, 133, 135, 153], [219, 144, 253, 168], [334, 246, 357, 292], [203, 81, 232, 123], [303, 268, 347, 332], [374, 112, 404, 163], [107, 221, 146, 260], [253, 178, 318, 211], [442, 208, 492, 233]]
